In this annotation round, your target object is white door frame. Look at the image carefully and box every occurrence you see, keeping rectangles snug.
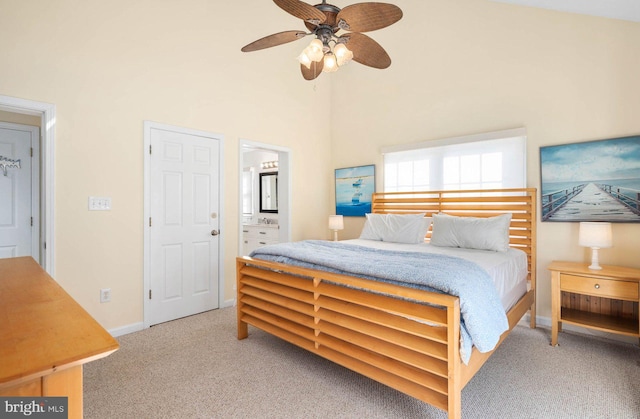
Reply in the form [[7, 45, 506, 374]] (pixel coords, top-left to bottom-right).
[[0, 95, 55, 274], [238, 139, 292, 254], [143, 121, 224, 328]]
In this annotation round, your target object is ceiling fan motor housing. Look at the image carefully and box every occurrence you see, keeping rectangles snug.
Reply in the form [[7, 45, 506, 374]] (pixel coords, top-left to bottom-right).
[[305, 3, 340, 31]]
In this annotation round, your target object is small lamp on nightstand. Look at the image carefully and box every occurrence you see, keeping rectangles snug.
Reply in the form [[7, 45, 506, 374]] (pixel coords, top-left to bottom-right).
[[328, 215, 344, 241], [579, 221, 612, 270]]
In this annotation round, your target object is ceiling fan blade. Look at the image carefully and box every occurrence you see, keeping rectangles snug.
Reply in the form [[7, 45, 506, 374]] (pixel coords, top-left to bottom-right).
[[336, 2, 403, 32], [342, 32, 391, 69], [300, 59, 324, 80], [241, 30, 307, 52], [274, 0, 327, 24]]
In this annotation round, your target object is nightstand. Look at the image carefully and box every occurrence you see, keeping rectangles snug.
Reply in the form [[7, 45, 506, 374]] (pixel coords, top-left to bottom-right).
[[548, 261, 640, 346]]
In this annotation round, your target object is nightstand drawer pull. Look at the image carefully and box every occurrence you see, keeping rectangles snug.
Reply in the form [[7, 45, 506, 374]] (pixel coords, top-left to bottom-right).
[[594, 284, 600, 289]]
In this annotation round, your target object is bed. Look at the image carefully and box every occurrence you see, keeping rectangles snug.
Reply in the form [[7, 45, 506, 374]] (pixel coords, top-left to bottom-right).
[[236, 188, 536, 418]]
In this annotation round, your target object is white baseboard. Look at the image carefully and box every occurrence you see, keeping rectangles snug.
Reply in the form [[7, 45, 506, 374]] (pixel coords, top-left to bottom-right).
[[519, 313, 638, 345], [221, 298, 236, 308], [108, 300, 237, 337], [108, 322, 144, 337]]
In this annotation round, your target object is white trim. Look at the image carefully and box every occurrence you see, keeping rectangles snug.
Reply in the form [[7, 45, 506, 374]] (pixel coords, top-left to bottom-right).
[[238, 139, 292, 257], [108, 322, 144, 338], [381, 127, 527, 154], [382, 127, 527, 191], [109, 300, 234, 337], [30, 126, 40, 261], [221, 298, 236, 308], [143, 121, 224, 329], [0, 95, 55, 275]]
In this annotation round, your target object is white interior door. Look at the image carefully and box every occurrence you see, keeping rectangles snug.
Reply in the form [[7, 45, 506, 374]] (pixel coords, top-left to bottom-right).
[[0, 122, 39, 261], [147, 123, 221, 326]]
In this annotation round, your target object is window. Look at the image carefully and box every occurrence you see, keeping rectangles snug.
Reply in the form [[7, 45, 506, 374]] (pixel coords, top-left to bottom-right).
[[382, 128, 526, 192]]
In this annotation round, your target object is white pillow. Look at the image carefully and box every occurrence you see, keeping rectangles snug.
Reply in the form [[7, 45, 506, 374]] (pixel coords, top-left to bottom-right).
[[359, 213, 431, 244], [430, 213, 512, 252]]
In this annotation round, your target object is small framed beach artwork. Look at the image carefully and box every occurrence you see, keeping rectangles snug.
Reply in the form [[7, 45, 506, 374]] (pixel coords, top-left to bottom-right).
[[335, 164, 375, 216], [540, 135, 640, 222]]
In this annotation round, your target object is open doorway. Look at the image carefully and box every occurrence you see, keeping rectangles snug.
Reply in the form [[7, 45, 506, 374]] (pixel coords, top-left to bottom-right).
[[0, 95, 56, 274], [238, 140, 291, 255], [0, 121, 40, 261]]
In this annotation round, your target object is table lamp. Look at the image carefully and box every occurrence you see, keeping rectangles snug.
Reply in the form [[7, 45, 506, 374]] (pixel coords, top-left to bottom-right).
[[328, 215, 344, 241], [578, 222, 612, 270]]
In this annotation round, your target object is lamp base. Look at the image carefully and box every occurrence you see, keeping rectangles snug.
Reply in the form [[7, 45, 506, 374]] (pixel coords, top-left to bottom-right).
[[588, 247, 602, 270], [333, 230, 338, 241]]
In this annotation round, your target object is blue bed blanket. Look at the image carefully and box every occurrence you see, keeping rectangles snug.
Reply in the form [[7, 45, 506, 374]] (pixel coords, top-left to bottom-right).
[[250, 240, 509, 365]]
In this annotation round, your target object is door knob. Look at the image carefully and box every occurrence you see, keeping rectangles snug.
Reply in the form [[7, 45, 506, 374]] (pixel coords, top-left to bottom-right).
[[211, 230, 219, 236]]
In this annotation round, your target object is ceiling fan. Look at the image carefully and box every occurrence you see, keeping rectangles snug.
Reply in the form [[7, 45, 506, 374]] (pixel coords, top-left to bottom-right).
[[241, 0, 403, 80]]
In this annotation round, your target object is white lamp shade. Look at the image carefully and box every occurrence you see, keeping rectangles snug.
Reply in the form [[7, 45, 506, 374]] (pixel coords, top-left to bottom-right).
[[579, 222, 613, 248], [297, 51, 312, 69], [328, 215, 344, 230], [306, 39, 324, 62], [322, 53, 338, 73], [334, 43, 353, 66]]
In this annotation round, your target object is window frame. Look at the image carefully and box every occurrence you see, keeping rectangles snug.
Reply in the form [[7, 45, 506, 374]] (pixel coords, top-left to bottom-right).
[[382, 128, 527, 192]]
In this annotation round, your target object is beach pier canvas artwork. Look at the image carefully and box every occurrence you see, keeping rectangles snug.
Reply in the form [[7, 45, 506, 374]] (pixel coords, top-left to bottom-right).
[[540, 135, 640, 222], [335, 165, 375, 216]]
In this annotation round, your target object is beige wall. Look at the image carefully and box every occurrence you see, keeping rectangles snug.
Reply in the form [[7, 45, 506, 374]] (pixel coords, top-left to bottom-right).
[[0, 0, 333, 330], [1, 0, 638, 331], [331, 0, 640, 321]]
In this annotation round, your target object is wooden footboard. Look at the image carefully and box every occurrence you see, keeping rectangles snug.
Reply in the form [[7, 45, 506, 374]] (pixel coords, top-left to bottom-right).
[[237, 257, 535, 418], [237, 257, 466, 415], [236, 188, 536, 418]]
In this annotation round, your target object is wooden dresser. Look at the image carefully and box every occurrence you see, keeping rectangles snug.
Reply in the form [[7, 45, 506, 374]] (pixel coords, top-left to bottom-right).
[[548, 260, 640, 346], [0, 257, 119, 418]]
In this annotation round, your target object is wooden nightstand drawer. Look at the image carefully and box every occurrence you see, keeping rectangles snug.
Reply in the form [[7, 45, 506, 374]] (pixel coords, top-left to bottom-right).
[[560, 274, 639, 301]]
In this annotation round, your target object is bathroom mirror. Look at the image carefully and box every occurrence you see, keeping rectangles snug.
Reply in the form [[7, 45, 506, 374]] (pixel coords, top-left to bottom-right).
[[259, 172, 278, 213]]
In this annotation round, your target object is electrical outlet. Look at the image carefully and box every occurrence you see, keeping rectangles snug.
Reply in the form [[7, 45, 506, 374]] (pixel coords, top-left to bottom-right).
[[100, 288, 111, 303]]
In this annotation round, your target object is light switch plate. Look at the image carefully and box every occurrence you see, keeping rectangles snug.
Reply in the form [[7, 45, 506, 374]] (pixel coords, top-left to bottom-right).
[[89, 196, 112, 211]]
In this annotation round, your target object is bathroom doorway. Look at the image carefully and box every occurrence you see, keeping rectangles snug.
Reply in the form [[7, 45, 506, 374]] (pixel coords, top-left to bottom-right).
[[238, 140, 291, 255]]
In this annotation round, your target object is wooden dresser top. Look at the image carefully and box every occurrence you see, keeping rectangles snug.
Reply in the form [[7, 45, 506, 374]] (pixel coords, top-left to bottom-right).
[[0, 257, 119, 387]]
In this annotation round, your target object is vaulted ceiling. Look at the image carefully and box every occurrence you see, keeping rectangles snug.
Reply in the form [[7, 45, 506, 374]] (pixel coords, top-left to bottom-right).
[[490, 0, 640, 22]]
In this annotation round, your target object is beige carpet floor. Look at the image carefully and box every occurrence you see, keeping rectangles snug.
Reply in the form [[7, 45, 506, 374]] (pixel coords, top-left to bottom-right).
[[84, 307, 640, 418]]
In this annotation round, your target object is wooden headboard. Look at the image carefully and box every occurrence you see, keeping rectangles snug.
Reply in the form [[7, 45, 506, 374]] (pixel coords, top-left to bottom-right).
[[371, 188, 537, 285]]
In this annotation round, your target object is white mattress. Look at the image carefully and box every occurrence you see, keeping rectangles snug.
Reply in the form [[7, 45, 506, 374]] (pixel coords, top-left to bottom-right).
[[341, 239, 529, 311]]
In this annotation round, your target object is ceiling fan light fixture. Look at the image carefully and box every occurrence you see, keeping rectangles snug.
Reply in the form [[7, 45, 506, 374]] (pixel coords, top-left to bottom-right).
[[334, 43, 353, 67], [322, 52, 338, 73], [306, 39, 325, 62], [297, 51, 312, 69]]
